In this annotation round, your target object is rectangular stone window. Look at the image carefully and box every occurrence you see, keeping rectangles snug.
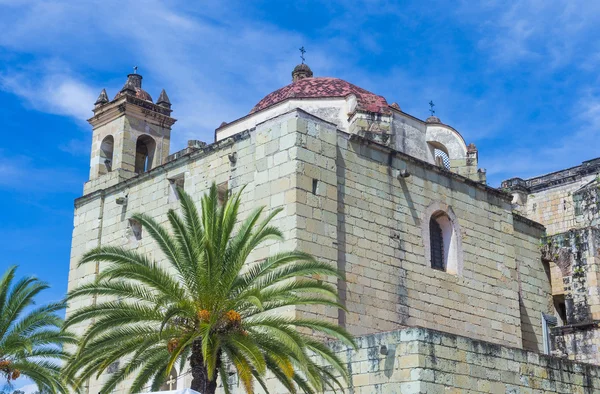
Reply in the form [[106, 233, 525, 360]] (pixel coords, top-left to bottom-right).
[[312, 179, 318, 195], [168, 174, 185, 203], [429, 217, 445, 271], [553, 294, 567, 325], [217, 181, 228, 205], [128, 218, 142, 242]]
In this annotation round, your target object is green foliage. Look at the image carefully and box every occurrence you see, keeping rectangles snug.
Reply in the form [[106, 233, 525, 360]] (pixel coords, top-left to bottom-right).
[[65, 183, 356, 393], [0, 266, 76, 393]]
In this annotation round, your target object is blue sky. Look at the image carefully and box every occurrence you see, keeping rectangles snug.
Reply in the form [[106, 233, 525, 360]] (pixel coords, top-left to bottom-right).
[[0, 0, 599, 331]]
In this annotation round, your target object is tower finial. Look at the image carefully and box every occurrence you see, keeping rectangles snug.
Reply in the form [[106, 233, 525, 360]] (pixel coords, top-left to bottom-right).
[[429, 100, 435, 116], [133, 66, 138, 74], [156, 89, 172, 109], [299, 46, 306, 64], [94, 88, 109, 106]]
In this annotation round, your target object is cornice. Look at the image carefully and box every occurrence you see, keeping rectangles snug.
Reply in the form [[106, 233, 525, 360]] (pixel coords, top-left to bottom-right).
[[88, 96, 176, 129]]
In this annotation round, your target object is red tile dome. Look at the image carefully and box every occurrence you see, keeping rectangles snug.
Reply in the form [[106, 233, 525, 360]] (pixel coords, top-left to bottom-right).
[[114, 73, 153, 102], [114, 86, 153, 102], [250, 77, 391, 115]]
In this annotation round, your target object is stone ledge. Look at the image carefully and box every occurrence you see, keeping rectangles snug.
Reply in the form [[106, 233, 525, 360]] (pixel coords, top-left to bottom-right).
[[347, 132, 512, 203], [324, 326, 600, 392], [502, 157, 600, 193], [513, 212, 546, 231], [552, 320, 600, 334]]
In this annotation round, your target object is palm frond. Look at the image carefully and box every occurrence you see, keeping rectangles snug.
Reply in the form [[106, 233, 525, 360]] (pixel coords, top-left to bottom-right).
[[65, 183, 354, 394]]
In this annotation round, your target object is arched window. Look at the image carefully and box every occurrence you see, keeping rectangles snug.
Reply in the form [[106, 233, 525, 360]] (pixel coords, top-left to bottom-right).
[[430, 215, 445, 270], [422, 203, 463, 275], [427, 141, 451, 170], [100, 135, 114, 173], [135, 135, 156, 174], [434, 148, 450, 170]]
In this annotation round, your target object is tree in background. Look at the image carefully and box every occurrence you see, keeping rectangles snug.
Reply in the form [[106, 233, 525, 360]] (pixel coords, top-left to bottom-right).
[[64, 184, 355, 393], [0, 266, 75, 393]]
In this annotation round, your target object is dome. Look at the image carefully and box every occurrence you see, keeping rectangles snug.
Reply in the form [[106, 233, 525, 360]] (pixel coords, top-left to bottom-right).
[[293, 63, 312, 73], [426, 115, 442, 124], [251, 77, 391, 115], [115, 86, 153, 102], [114, 74, 153, 102]]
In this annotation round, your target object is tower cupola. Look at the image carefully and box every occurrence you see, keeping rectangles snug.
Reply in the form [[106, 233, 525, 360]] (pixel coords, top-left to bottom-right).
[[85, 70, 176, 194], [114, 73, 153, 102], [292, 63, 313, 83]]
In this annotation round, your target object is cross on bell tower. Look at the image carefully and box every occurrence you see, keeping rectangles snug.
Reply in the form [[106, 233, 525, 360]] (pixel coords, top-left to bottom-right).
[[429, 100, 435, 116], [292, 46, 313, 82]]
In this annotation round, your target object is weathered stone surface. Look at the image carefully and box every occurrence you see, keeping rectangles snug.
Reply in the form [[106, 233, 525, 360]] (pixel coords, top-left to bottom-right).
[[70, 69, 565, 392]]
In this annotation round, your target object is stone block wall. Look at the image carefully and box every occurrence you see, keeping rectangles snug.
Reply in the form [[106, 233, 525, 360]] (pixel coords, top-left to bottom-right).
[[67, 111, 308, 393], [326, 327, 600, 394], [68, 108, 554, 392], [524, 178, 597, 236], [552, 324, 600, 365], [503, 159, 600, 367], [218, 327, 600, 394], [513, 214, 553, 353], [328, 130, 550, 348]]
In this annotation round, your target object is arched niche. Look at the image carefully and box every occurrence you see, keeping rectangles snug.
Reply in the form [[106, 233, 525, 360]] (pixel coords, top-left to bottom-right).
[[425, 124, 467, 167], [421, 202, 463, 276], [135, 135, 156, 174], [427, 141, 451, 170], [100, 135, 114, 174]]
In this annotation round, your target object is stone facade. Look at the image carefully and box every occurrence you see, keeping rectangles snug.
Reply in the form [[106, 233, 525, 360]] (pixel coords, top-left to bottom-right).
[[66, 69, 598, 393], [503, 158, 600, 366], [250, 327, 600, 394]]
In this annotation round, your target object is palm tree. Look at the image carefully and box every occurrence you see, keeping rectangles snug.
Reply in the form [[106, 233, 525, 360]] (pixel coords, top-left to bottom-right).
[[0, 266, 76, 393], [65, 184, 355, 393]]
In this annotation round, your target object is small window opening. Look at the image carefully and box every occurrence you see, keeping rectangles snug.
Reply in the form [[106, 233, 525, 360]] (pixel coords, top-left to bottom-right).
[[434, 148, 450, 170], [135, 135, 156, 174], [168, 175, 185, 203], [128, 219, 142, 242], [100, 135, 114, 174], [554, 294, 567, 325], [429, 211, 458, 273], [312, 179, 318, 195], [217, 181, 229, 205], [430, 217, 445, 270], [423, 204, 462, 275]]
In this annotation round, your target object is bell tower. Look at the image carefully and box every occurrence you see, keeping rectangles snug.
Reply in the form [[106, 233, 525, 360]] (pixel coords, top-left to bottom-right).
[[85, 71, 176, 194]]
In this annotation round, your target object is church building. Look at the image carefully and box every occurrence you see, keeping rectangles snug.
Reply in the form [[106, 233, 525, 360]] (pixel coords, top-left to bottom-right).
[[66, 62, 600, 393]]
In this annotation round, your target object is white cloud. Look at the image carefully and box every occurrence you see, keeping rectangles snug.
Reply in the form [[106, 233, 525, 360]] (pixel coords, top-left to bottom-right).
[[460, 0, 600, 69], [0, 0, 598, 186], [0, 69, 96, 122], [0, 0, 320, 148]]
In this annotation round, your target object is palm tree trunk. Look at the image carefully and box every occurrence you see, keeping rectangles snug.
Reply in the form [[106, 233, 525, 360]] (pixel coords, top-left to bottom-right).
[[190, 340, 218, 394]]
